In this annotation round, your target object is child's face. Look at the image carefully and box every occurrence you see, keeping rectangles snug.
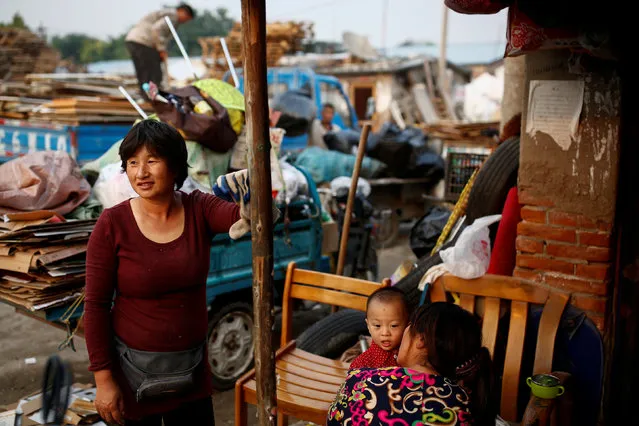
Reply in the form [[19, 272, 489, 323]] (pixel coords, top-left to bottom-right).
[[365, 299, 408, 351]]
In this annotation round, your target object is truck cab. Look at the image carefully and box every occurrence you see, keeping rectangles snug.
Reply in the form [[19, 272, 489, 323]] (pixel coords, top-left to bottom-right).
[[224, 67, 359, 150]]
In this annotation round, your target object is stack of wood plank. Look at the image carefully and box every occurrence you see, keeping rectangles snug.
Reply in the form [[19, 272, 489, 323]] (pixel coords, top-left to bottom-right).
[[199, 20, 314, 77], [0, 73, 152, 123], [0, 27, 60, 80], [422, 121, 500, 142], [0, 212, 95, 312]]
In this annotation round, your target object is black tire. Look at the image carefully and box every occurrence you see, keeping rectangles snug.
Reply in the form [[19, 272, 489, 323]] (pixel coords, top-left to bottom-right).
[[465, 136, 520, 223], [296, 308, 368, 358], [207, 301, 254, 391]]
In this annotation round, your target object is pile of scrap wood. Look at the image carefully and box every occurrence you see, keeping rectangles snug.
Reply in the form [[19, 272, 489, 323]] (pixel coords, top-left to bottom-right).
[[0, 211, 94, 312], [199, 20, 314, 77], [0, 73, 151, 123], [0, 383, 104, 425], [422, 121, 500, 142], [0, 27, 60, 80]]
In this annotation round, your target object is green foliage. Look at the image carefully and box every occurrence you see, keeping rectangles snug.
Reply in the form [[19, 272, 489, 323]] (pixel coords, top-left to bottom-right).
[[46, 7, 235, 64], [0, 13, 29, 29]]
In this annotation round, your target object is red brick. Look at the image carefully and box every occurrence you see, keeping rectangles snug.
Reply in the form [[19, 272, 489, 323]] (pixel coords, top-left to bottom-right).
[[546, 243, 611, 262], [578, 231, 611, 248], [576, 263, 611, 281], [571, 294, 607, 313], [598, 221, 613, 232], [516, 254, 575, 275], [548, 211, 600, 229], [544, 273, 607, 296], [519, 190, 555, 207], [517, 222, 576, 243], [520, 207, 547, 224], [513, 267, 543, 282], [516, 236, 544, 254]]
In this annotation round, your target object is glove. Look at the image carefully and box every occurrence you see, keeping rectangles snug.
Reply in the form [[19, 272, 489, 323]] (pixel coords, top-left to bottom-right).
[[213, 170, 280, 240]]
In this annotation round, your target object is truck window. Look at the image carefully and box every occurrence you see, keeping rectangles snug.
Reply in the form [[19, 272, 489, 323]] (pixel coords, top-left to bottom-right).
[[319, 82, 352, 129], [269, 83, 289, 102]]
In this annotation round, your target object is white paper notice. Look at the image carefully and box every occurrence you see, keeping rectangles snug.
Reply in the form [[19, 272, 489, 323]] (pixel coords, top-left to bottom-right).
[[526, 80, 585, 150]]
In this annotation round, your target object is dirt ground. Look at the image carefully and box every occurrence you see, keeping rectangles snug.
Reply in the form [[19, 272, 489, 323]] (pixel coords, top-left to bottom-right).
[[0, 236, 415, 424]]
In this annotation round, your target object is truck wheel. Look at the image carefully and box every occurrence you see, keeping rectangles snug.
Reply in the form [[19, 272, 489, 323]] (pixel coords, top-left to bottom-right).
[[296, 308, 368, 358], [465, 136, 520, 222], [208, 301, 254, 391]]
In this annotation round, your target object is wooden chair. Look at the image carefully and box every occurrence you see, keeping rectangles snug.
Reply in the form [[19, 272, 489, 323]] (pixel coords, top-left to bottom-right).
[[430, 273, 570, 423], [234, 262, 389, 426]]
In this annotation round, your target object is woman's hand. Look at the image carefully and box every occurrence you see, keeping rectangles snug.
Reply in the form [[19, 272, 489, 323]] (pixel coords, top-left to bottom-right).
[[94, 370, 125, 425]]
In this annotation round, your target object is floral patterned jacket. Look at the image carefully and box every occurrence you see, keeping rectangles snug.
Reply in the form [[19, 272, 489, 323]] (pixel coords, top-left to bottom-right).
[[327, 367, 473, 426]]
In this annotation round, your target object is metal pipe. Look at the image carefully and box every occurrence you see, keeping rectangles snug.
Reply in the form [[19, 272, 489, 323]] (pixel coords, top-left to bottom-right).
[[118, 86, 148, 119], [164, 16, 199, 80], [220, 37, 240, 88]]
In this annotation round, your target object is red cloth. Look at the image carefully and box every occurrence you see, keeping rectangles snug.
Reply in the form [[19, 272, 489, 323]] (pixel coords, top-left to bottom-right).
[[486, 187, 521, 276], [350, 342, 399, 370], [84, 190, 239, 419]]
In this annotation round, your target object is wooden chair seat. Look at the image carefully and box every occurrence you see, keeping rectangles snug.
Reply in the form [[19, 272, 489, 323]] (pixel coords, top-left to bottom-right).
[[235, 263, 388, 426], [237, 342, 349, 425]]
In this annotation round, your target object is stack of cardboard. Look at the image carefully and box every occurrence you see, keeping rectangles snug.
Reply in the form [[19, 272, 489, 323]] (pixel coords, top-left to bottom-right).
[[0, 384, 105, 425], [0, 73, 151, 123], [0, 211, 94, 312]]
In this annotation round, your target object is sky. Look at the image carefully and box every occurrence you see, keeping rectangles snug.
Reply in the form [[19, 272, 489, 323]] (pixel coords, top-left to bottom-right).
[[0, 0, 507, 48]]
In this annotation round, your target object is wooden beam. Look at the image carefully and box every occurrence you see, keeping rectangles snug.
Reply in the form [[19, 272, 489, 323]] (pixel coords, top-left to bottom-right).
[[241, 1, 276, 425]]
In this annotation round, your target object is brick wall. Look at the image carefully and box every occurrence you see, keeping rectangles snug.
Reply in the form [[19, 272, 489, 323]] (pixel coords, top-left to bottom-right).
[[514, 193, 612, 331]]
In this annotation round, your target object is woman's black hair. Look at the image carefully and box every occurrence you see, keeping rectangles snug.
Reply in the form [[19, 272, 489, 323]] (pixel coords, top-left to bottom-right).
[[410, 302, 496, 425], [119, 120, 189, 189]]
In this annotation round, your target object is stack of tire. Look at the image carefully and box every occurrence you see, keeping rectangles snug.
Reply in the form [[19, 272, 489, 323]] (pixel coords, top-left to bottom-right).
[[296, 137, 520, 358]]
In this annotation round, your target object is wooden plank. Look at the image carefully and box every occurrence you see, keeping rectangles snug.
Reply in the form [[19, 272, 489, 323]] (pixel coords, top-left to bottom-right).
[[293, 269, 382, 296], [533, 292, 569, 375], [243, 380, 329, 425], [282, 352, 348, 376], [289, 348, 350, 370], [290, 285, 367, 312], [275, 368, 342, 394], [459, 294, 475, 314], [501, 301, 528, 422], [440, 274, 550, 304], [481, 297, 500, 357], [274, 380, 336, 403], [280, 262, 296, 347], [276, 360, 345, 386]]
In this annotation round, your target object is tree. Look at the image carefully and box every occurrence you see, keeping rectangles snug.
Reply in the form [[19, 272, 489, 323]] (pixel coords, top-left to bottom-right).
[[0, 12, 29, 29], [169, 7, 235, 57]]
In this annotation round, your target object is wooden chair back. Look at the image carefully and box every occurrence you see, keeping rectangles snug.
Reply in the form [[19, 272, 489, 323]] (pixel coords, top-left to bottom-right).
[[280, 262, 389, 347], [430, 274, 569, 422]]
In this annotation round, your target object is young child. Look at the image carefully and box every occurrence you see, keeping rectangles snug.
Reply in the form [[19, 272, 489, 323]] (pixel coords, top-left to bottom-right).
[[349, 287, 409, 370]]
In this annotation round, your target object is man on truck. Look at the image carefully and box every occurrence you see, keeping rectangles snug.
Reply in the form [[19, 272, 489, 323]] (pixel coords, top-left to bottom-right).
[[125, 3, 195, 99]]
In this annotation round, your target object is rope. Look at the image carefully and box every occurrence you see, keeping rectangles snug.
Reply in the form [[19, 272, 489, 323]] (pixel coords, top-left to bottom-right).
[[430, 169, 479, 256], [57, 291, 85, 352]]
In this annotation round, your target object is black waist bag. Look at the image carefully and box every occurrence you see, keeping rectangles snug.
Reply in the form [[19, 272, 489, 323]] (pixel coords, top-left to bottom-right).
[[114, 337, 204, 402]]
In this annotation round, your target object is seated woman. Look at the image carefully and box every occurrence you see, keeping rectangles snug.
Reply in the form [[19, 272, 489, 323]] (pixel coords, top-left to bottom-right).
[[327, 302, 496, 426]]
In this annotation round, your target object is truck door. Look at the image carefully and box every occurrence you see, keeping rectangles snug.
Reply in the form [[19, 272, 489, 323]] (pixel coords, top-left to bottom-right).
[[318, 81, 357, 130]]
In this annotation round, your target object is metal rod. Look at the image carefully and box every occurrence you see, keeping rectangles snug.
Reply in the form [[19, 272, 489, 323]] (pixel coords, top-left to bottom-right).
[[336, 123, 372, 276], [241, 1, 276, 425], [164, 16, 199, 80], [118, 86, 148, 119], [220, 37, 240, 88]]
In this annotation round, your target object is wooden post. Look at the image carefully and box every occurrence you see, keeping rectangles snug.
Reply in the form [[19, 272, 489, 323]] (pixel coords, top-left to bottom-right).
[[241, 1, 276, 426], [336, 123, 372, 276]]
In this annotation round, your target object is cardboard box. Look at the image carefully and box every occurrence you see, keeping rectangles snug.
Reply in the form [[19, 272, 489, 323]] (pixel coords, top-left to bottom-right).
[[321, 221, 339, 254]]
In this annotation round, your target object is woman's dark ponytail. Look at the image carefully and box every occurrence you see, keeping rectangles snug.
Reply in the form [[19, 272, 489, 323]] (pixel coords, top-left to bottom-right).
[[410, 303, 497, 426], [456, 346, 496, 426]]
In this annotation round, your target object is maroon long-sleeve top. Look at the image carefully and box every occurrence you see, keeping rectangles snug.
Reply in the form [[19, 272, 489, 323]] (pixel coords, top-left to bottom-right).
[[84, 190, 240, 419]]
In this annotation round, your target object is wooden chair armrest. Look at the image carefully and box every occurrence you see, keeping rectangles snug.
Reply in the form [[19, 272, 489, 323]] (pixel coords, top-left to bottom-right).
[[521, 372, 571, 426]]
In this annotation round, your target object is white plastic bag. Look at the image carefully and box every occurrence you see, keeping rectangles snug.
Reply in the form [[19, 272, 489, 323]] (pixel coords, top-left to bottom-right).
[[439, 214, 502, 279], [93, 163, 138, 209]]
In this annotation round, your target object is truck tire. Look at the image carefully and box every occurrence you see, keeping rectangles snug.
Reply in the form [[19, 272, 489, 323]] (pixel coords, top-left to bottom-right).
[[208, 301, 254, 391], [296, 308, 368, 358], [465, 136, 520, 222]]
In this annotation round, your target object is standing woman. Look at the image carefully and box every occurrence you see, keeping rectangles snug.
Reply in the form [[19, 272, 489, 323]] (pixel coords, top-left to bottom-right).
[[84, 120, 240, 425]]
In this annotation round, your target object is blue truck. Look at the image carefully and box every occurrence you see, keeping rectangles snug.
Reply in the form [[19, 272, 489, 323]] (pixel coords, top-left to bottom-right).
[[225, 67, 360, 150]]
